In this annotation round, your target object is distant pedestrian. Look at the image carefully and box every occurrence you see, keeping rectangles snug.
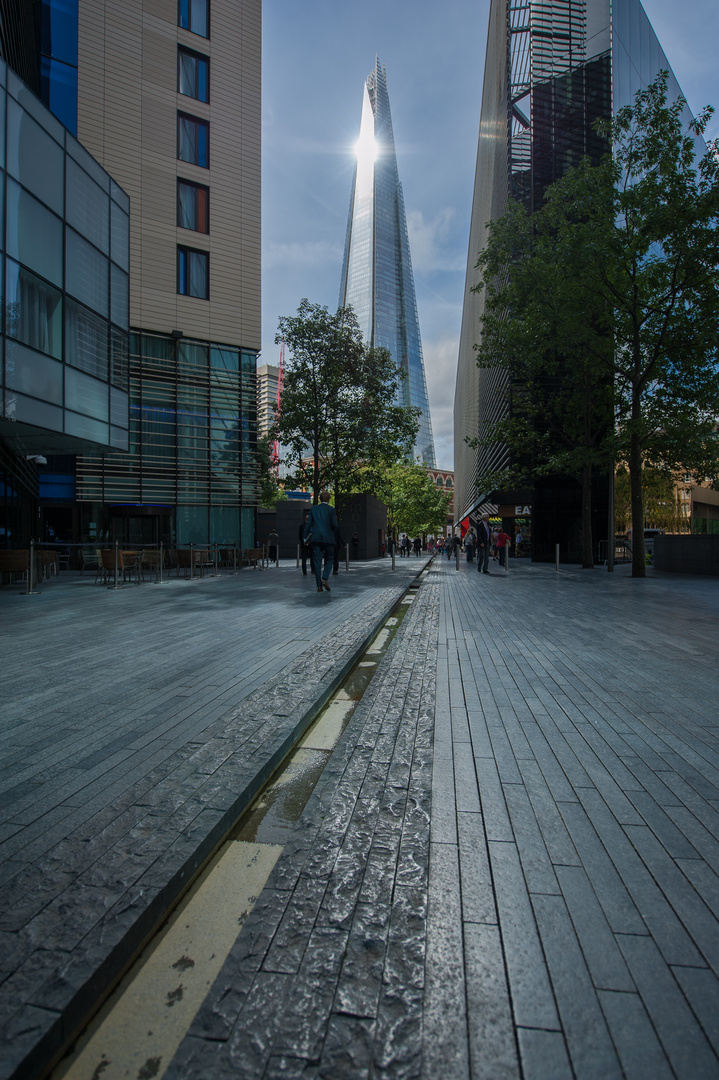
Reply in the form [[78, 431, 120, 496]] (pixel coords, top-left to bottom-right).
[[413, 536, 422, 556], [495, 527, 512, 569], [477, 515, 492, 574], [351, 531, 360, 558], [298, 511, 310, 575], [267, 529, 279, 564], [304, 491, 339, 593], [465, 528, 476, 563]]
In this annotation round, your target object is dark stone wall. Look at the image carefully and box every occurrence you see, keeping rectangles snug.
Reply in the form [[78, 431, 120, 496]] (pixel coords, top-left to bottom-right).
[[654, 535, 719, 576], [337, 494, 388, 560], [257, 502, 312, 559]]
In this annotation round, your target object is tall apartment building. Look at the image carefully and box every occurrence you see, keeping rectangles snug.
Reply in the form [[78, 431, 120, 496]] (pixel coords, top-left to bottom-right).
[[0, 0, 261, 550], [256, 363, 279, 439], [339, 59, 436, 468], [73, 0, 261, 548], [453, 0, 697, 559]]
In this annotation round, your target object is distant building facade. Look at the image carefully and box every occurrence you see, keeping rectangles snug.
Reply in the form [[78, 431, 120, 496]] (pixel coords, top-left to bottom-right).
[[256, 363, 280, 439], [339, 58, 435, 468], [453, 0, 699, 561]]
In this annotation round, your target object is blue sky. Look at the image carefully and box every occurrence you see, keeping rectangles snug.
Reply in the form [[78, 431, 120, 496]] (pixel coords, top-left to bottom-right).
[[262, 0, 719, 470]]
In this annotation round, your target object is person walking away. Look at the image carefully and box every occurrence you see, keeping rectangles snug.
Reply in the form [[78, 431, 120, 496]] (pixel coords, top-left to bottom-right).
[[477, 515, 492, 574], [304, 491, 339, 593], [413, 536, 422, 557], [298, 511, 310, 575], [465, 528, 476, 563], [495, 527, 512, 569], [268, 528, 279, 564]]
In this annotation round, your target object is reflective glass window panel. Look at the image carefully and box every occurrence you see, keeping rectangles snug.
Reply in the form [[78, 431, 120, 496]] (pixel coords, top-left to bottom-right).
[[177, 112, 209, 168], [66, 157, 110, 254], [5, 339, 63, 404], [178, 0, 208, 37], [110, 425, 129, 451], [9, 390, 63, 431], [111, 199, 129, 271], [111, 327, 130, 389], [6, 178, 63, 285], [0, 88, 5, 170], [178, 47, 209, 102], [65, 366, 109, 421], [110, 386, 129, 428], [65, 297, 109, 379], [210, 347, 239, 371], [40, 56, 77, 135], [6, 98, 63, 214], [177, 179, 209, 232], [64, 409, 108, 445], [111, 263, 129, 329], [177, 246, 208, 299], [5, 258, 62, 358], [40, 0, 79, 64], [66, 227, 109, 317]]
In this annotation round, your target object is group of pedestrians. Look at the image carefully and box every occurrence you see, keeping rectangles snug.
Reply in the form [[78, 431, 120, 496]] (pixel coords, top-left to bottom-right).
[[437, 517, 513, 572], [298, 494, 346, 593], [396, 535, 423, 557]]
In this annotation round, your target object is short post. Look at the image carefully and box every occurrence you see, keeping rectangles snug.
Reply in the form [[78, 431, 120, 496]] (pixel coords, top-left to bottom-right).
[[392, 542, 396, 571], [296, 544, 300, 569], [345, 543, 349, 571], [455, 545, 460, 571], [190, 541, 195, 579], [555, 543, 560, 572], [25, 539, 41, 595], [108, 539, 123, 590], [275, 546, 279, 568], [505, 545, 509, 573], [213, 542, 219, 577], [232, 545, 238, 575], [155, 541, 167, 584]]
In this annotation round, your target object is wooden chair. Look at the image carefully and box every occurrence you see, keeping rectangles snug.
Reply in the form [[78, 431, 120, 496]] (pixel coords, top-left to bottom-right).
[[0, 550, 29, 586]]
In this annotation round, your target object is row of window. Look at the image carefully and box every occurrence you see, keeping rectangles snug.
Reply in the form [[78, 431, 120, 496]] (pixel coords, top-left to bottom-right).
[[177, 4, 210, 298]]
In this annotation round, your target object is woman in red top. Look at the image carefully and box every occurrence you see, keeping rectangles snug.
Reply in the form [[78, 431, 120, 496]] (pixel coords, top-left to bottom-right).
[[495, 528, 512, 570]]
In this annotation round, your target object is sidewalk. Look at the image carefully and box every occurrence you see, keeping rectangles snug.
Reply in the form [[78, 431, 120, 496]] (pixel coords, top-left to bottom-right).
[[161, 556, 719, 1080], [0, 557, 427, 1080]]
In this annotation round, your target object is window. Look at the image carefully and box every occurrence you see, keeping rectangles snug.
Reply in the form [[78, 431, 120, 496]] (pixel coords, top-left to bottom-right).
[[177, 113, 209, 168], [178, 47, 209, 102], [177, 179, 209, 233], [178, 0, 209, 37], [178, 246, 208, 299], [5, 259, 63, 359]]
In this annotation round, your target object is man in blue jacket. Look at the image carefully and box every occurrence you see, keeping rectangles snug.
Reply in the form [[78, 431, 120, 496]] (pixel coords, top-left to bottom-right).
[[304, 491, 339, 593]]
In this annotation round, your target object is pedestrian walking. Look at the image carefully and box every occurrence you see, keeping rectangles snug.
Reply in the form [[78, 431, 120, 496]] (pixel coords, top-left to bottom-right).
[[477, 515, 492, 574], [304, 491, 339, 593], [413, 536, 422, 557], [495, 527, 512, 569], [267, 528, 279, 564], [465, 528, 477, 563], [298, 511, 310, 575]]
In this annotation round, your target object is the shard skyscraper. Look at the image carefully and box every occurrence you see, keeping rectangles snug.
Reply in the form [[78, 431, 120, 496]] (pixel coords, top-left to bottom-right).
[[339, 59, 436, 467]]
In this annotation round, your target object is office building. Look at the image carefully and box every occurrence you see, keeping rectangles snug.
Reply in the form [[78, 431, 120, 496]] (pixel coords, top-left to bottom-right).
[[453, 0, 696, 559], [339, 58, 436, 468], [0, 0, 130, 547], [0, 0, 261, 550]]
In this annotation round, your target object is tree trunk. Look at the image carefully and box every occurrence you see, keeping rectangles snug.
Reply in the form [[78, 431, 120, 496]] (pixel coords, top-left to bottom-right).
[[629, 424, 645, 578], [581, 459, 594, 568]]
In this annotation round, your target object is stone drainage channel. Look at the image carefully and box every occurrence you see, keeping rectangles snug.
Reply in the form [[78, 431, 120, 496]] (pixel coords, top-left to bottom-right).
[[50, 574, 427, 1080]]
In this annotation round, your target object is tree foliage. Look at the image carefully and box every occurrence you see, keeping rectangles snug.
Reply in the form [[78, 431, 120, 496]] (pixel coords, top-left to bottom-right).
[[474, 72, 719, 576], [255, 434, 288, 508], [374, 463, 450, 538], [274, 300, 419, 505]]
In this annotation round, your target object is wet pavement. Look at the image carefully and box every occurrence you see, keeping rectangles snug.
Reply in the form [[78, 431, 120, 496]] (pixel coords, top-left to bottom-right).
[[4, 555, 719, 1078]]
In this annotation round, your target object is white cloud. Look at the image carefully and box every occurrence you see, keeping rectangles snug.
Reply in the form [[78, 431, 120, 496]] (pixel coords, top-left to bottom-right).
[[423, 335, 459, 471], [406, 208, 465, 274], [264, 240, 344, 271]]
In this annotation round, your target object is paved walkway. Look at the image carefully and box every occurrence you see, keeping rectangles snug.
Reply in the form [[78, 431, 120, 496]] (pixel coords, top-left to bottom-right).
[[0, 558, 426, 1080], [4, 555, 719, 1079], [164, 557, 719, 1080]]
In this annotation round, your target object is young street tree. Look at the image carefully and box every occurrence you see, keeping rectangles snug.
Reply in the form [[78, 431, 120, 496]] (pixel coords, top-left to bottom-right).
[[377, 462, 450, 540], [475, 72, 719, 576], [275, 299, 419, 505]]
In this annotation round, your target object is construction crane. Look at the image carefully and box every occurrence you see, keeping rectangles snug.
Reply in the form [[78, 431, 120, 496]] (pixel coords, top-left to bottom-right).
[[270, 338, 285, 475]]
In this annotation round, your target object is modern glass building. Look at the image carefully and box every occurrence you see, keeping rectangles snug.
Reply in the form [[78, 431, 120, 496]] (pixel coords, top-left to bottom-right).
[[453, 0, 698, 559], [0, 50, 129, 546], [339, 58, 436, 468]]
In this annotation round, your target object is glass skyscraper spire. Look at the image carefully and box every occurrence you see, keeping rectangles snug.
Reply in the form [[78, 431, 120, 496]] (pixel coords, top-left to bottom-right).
[[339, 58, 436, 467]]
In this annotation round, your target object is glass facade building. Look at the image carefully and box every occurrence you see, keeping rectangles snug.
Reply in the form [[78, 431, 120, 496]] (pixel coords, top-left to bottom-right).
[[453, 0, 699, 559], [339, 59, 436, 468], [0, 56, 129, 544]]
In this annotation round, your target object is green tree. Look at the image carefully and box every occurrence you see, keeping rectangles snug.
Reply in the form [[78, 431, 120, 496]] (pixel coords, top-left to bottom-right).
[[376, 462, 450, 539], [275, 299, 419, 505], [474, 72, 719, 576], [255, 434, 288, 508]]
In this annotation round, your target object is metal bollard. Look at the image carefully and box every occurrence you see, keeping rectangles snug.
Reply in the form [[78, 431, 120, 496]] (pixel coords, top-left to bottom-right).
[[25, 539, 41, 595], [190, 541, 195, 579], [555, 543, 560, 572], [154, 541, 168, 584], [392, 544, 396, 571], [213, 542, 219, 577], [297, 544, 300, 569], [345, 543, 349, 571], [108, 539, 123, 590], [455, 545, 460, 571]]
